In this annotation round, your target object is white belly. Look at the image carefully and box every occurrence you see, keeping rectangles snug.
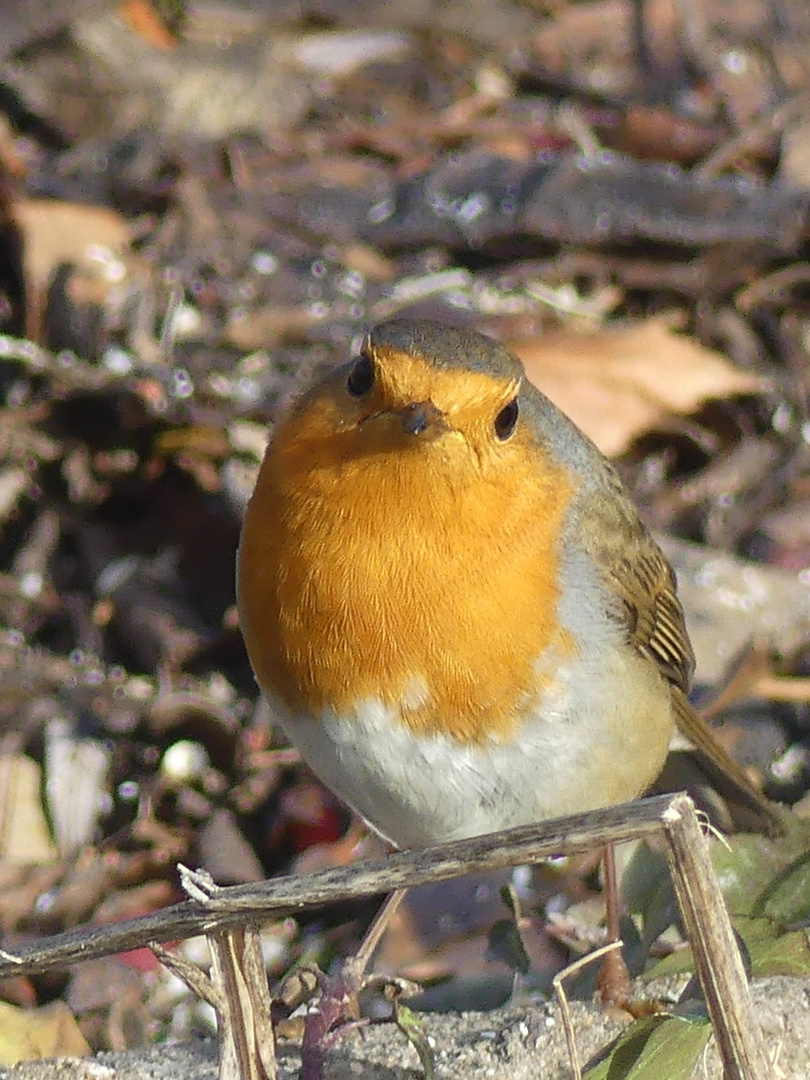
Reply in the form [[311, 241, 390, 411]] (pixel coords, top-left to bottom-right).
[[270, 645, 674, 849]]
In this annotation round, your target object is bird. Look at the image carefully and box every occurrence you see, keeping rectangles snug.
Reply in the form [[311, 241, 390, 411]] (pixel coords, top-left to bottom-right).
[[237, 318, 778, 860]]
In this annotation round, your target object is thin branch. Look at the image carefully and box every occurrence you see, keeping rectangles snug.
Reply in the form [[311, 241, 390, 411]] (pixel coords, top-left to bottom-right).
[[662, 794, 775, 1080], [0, 796, 678, 980]]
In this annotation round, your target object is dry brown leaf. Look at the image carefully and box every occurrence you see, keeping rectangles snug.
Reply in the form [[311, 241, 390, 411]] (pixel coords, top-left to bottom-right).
[[0, 755, 57, 864], [510, 318, 764, 456], [533, 0, 775, 112], [0, 1001, 90, 1063], [15, 198, 138, 337], [532, 0, 679, 96]]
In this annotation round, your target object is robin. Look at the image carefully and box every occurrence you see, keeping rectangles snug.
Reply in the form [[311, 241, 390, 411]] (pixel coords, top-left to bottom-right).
[[237, 318, 777, 859]]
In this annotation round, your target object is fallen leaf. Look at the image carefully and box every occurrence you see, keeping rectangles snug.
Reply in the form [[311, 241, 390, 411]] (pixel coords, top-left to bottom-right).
[[510, 317, 764, 455], [0, 1001, 89, 1064], [119, 0, 177, 50], [44, 721, 111, 856], [533, 0, 679, 94], [660, 536, 810, 685], [0, 755, 57, 864], [15, 198, 138, 337]]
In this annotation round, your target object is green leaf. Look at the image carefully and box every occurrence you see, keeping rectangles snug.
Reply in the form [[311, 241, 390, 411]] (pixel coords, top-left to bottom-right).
[[584, 1014, 711, 1080], [643, 946, 696, 980], [487, 919, 531, 976], [711, 811, 810, 924], [621, 841, 677, 946], [393, 1001, 435, 1080], [623, 811, 810, 941], [646, 915, 810, 980], [742, 918, 810, 976], [486, 885, 531, 975]]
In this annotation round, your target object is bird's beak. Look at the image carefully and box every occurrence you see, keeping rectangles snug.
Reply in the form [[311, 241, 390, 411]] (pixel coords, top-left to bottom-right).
[[392, 400, 448, 437]]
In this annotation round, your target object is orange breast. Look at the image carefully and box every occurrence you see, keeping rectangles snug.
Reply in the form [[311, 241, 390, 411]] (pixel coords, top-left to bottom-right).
[[237, 390, 578, 744]]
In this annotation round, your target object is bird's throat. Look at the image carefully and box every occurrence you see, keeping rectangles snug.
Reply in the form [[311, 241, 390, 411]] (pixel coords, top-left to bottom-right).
[[238, 423, 578, 744]]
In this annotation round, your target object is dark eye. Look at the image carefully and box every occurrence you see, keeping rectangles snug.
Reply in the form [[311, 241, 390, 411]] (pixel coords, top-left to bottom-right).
[[494, 398, 519, 440], [347, 355, 375, 397]]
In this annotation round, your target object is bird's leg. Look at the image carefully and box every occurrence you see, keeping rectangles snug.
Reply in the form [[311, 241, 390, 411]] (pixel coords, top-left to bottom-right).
[[299, 889, 408, 1079], [342, 887, 408, 982], [596, 843, 632, 1009]]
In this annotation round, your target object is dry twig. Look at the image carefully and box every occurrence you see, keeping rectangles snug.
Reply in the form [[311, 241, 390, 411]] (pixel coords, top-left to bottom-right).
[[0, 794, 775, 1080]]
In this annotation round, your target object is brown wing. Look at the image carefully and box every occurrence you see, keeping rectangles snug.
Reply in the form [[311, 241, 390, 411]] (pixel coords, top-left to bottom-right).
[[609, 545, 695, 694], [586, 501, 781, 835]]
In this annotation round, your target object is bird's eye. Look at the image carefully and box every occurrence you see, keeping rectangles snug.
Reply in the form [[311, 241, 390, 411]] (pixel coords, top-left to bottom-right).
[[494, 398, 519, 440], [347, 355, 375, 397]]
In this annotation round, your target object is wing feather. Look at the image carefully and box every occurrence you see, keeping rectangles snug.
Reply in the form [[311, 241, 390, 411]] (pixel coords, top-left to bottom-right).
[[578, 486, 780, 834]]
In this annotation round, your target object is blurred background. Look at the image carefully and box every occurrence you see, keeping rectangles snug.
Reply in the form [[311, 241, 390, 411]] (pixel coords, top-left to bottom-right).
[[1, 0, 810, 1062]]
